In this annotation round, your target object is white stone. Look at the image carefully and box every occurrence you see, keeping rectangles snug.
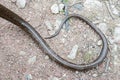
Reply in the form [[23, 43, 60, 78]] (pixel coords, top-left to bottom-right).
[[114, 27, 120, 43], [97, 23, 108, 34], [108, 37, 114, 44], [28, 56, 37, 65], [113, 44, 118, 52], [111, 5, 119, 16], [61, 38, 66, 43], [59, 3, 65, 11], [112, 8, 119, 16], [48, 30, 55, 36], [83, 34, 87, 38], [84, 0, 102, 9], [52, 77, 59, 80], [63, 35, 67, 38], [54, 19, 61, 31], [116, 23, 120, 26], [67, 45, 79, 60], [45, 20, 53, 30], [75, 71, 79, 74], [16, 0, 26, 8], [19, 51, 26, 55], [51, 4, 59, 14], [114, 55, 120, 66], [26, 74, 33, 80], [92, 74, 98, 77], [49, 77, 59, 80], [63, 74, 66, 77], [45, 55, 49, 60], [97, 40, 102, 46]]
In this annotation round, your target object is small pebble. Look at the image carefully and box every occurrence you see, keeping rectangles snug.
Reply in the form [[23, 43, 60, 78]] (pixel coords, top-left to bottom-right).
[[26, 74, 33, 80], [45, 20, 53, 31], [19, 51, 26, 55], [61, 38, 66, 43], [52, 77, 59, 80], [59, 3, 65, 11], [63, 34, 67, 38], [67, 45, 79, 60], [113, 44, 118, 52], [48, 30, 55, 36], [49, 77, 59, 80], [83, 51, 93, 62], [54, 19, 61, 31], [114, 27, 120, 43], [51, 4, 59, 14], [83, 34, 87, 38], [97, 40, 102, 46], [73, 3, 83, 10], [75, 71, 79, 74], [45, 55, 49, 60], [97, 23, 108, 34], [114, 55, 120, 66], [84, 0, 102, 9], [62, 74, 66, 77], [111, 5, 119, 16], [92, 74, 98, 77], [45, 21, 55, 35], [28, 56, 36, 65], [108, 37, 114, 44], [16, 0, 26, 8]]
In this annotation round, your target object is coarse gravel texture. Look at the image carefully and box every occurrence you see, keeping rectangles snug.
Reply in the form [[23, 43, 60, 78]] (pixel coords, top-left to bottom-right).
[[0, 0, 120, 80]]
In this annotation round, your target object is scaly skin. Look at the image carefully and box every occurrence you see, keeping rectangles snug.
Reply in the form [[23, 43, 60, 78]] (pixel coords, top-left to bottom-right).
[[0, 4, 108, 70]]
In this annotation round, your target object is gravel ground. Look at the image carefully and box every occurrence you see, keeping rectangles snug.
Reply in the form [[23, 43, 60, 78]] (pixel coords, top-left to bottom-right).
[[0, 0, 120, 80]]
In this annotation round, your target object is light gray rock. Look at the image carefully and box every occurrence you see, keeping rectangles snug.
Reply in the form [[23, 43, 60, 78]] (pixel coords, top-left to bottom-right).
[[62, 74, 66, 77], [45, 20, 56, 36], [51, 4, 59, 14], [97, 40, 102, 46], [28, 56, 37, 65], [113, 44, 118, 52], [111, 5, 119, 16], [92, 74, 98, 77], [59, 3, 65, 11], [45, 20, 53, 31], [114, 55, 120, 66], [19, 51, 26, 55], [84, 0, 102, 9], [16, 0, 26, 8], [54, 19, 61, 31], [52, 77, 59, 80], [75, 71, 79, 74], [108, 37, 114, 44], [97, 23, 108, 34], [45, 55, 49, 60], [49, 76, 59, 80], [67, 45, 79, 60], [48, 30, 55, 36], [114, 27, 120, 43], [26, 74, 33, 80], [73, 3, 83, 10], [60, 38, 66, 43]]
